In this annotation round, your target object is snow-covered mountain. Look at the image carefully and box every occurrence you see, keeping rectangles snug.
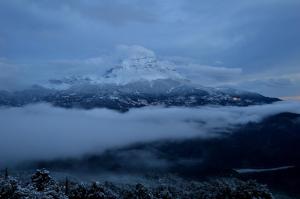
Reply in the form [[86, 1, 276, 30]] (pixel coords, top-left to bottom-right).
[[103, 54, 183, 84], [0, 54, 279, 111], [43, 53, 184, 90]]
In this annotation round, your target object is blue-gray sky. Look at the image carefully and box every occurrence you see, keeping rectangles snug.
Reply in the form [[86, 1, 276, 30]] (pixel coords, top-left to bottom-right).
[[0, 0, 300, 97]]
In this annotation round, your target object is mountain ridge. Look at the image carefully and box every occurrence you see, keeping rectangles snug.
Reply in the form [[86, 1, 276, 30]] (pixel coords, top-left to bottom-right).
[[0, 78, 280, 111], [0, 54, 280, 110]]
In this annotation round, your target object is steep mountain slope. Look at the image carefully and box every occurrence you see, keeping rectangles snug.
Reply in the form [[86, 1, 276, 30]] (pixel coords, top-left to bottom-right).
[[29, 113, 300, 196]]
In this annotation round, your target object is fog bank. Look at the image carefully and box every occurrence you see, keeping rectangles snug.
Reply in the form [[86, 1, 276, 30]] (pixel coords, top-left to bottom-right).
[[0, 101, 300, 165]]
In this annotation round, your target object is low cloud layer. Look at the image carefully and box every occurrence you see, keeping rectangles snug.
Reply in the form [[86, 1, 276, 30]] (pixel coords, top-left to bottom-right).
[[0, 101, 300, 165]]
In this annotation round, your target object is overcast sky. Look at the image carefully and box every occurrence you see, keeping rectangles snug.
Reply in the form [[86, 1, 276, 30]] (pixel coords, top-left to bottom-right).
[[1, 0, 300, 97]]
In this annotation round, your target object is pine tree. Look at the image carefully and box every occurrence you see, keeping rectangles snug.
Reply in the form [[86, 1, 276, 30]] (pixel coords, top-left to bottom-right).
[[4, 168, 8, 180], [65, 176, 69, 195]]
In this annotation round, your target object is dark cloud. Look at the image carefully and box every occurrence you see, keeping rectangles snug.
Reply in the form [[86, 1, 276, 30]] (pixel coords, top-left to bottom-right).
[[237, 76, 300, 97], [0, 0, 300, 95], [177, 0, 300, 68], [68, 1, 157, 25]]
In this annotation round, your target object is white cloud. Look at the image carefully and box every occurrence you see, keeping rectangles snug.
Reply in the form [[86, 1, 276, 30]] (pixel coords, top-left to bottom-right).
[[0, 61, 33, 90], [176, 63, 242, 86], [234, 74, 300, 97], [115, 45, 156, 59]]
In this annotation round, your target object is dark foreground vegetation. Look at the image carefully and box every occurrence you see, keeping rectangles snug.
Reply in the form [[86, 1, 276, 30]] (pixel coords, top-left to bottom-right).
[[0, 169, 274, 199]]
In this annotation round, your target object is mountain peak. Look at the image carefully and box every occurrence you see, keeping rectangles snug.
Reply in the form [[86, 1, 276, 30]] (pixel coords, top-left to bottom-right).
[[43, 46, 184, 89], [103, 54, 183, 84]]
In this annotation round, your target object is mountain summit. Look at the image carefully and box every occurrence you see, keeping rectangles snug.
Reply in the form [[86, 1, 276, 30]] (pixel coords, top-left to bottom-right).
[[45, 48, 183, 90], [103, 54, 183, 84]]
